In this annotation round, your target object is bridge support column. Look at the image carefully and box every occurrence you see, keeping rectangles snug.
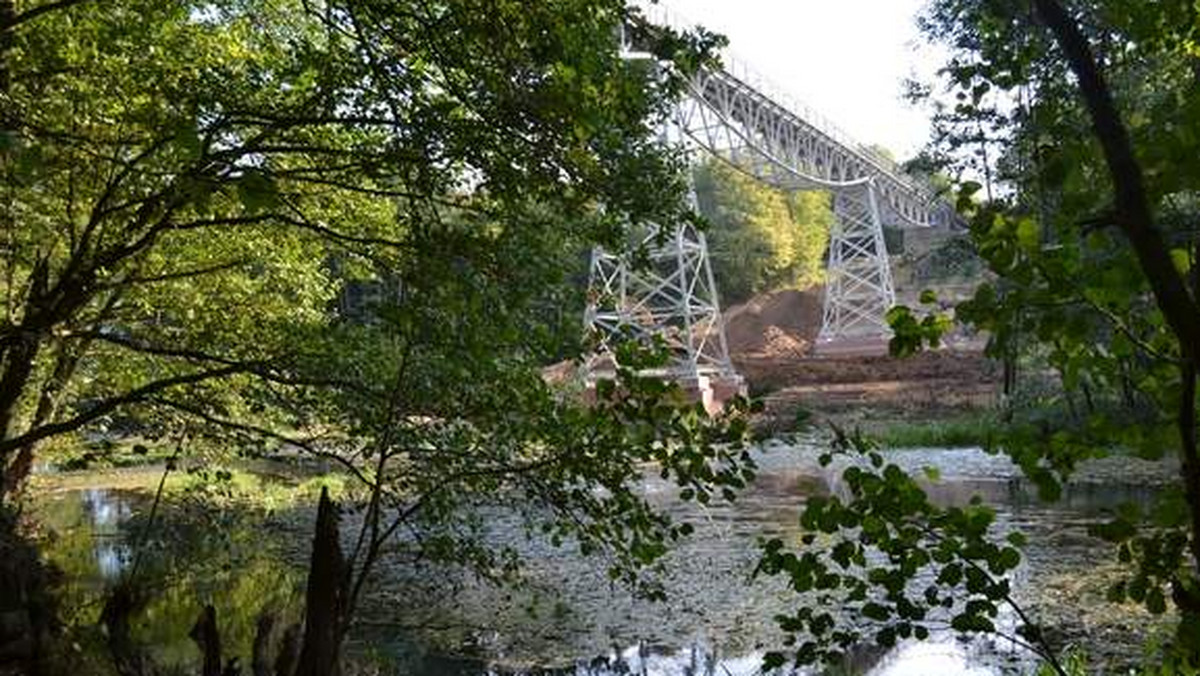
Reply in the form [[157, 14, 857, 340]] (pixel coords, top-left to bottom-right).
[[583, 223, 745, 413], [818, 179, 896, 349]]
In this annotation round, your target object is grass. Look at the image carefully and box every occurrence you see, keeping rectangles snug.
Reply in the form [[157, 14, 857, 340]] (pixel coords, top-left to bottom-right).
[[165, 465, 351, 508], [40, 435, 181, 471], [29, 465, 169, 493], [872, 413, 999, 449], [33, 444, 352, 511]]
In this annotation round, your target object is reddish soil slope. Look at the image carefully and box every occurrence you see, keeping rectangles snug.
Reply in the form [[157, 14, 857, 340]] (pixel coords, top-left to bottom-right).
[[721, 288, 999, 413]]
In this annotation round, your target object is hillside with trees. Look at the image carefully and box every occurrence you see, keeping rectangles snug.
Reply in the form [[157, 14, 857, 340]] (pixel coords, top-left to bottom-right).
[[692, 158, 832, 305]]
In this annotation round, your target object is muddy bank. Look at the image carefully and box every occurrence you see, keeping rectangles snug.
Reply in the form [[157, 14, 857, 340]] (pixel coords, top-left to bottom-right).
[[720, 288, 1000, 432]]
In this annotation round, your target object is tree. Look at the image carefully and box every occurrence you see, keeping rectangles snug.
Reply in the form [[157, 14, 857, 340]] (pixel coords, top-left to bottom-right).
[[759, 0, 1200, 671], [917, 0, 1200, 655], [691, 157, 831, 304], [0, 0, 759, 672], [0, 0, 727, 493]]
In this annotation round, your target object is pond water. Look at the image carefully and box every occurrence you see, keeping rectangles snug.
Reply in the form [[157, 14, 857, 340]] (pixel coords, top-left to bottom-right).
[[31, 440, 1171, 675]]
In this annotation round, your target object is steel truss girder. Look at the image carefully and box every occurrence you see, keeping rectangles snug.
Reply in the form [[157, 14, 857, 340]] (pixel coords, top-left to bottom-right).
[[639, 0, 955, 230], [672, 70, 951, 229], [663, 78, 906, 342], [584, 223, 736, 380]]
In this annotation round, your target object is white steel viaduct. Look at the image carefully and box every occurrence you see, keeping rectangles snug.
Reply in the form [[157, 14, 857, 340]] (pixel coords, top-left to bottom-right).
[[583, 3, 957, 405]]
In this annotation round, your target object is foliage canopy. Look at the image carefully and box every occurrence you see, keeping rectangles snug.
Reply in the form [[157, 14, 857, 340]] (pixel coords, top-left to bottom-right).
[[692, 158, 832, 303], [760, 0, 1200, 671]]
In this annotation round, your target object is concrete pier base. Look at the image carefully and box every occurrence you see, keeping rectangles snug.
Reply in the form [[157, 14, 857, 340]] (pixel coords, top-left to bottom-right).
[[583, 371, 747, 417], [811, 335, 891, 358], [706, 374, 748, 415]]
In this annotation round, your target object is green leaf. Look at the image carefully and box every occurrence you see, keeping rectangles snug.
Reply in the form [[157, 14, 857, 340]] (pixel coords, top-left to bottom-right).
[[237, 170, 279, 214], [1170, 248, 1191, 275], [1146, 588, 1167, 615], [1015, 218, 1039, 250], [1106, 580, 1127, 604], [861, 602, 891, 621], [937, 563, 963, 587], [762, 652, 787, 670]]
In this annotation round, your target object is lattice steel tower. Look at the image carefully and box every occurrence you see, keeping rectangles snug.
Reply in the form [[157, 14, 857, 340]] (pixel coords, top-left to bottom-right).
[[583, 217, 737, 383], [821, 180, 896, 340], [582, 14, 739, 388]]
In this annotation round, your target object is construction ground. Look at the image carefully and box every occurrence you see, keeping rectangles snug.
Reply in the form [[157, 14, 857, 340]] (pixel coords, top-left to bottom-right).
[[721, 286, 998, 431]]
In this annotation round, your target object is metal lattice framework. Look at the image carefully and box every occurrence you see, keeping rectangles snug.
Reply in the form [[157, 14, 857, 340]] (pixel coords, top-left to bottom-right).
[[584, 3, 956, 379], [821, 181, 896, 339], [671, 67, 953, 228], [584, 222, 735, 379]]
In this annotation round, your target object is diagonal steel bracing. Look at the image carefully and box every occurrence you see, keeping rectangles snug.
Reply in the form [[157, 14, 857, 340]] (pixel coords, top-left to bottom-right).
[[584, 222, 735, 380], [821, 180, 896, 339]]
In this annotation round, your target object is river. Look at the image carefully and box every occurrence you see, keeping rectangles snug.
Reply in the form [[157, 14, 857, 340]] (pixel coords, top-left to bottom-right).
[[30, 438, 1173, 675]]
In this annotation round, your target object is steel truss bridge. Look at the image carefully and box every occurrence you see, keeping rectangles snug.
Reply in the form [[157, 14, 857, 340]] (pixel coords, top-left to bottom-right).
[[583, 3, 957, 390]]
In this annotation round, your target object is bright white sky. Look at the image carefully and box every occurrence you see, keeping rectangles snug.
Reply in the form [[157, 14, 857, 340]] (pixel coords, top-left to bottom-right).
[[664, 0, 945, 161]]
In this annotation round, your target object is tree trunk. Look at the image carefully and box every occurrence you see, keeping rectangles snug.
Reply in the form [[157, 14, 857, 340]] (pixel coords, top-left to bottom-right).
[[0, 507, 57, 676], [1172, 359, 1200, 656], [189, 605, 222, 676], [252, 611, 277, 676], [0, 260, 49, 503], [1178, 252, 1200, 651], [295, 487, 345, 676], [1032, 0, 1200, 656], [6, 338, 86, 493], [0, 0, 17, 507], [0, 0, 14, 93], [1033, 0, 1200, 357], [273, 623, 302, 676], [100, 582, 146, 676]]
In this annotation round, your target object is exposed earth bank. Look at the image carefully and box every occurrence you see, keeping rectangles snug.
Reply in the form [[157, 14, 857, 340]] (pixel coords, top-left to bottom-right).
[[721, 287, 1000, 428]]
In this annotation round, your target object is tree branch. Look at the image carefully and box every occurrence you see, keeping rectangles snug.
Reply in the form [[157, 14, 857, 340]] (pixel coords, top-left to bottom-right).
[[72, 330, 380, 396], [147, 396, 378, 490], [169, 211, 413, 251], [9, 0, 88, 29], [1032, 0, 1200, 359], [0, 364, 248, 455], [96, 259, 250, 289]]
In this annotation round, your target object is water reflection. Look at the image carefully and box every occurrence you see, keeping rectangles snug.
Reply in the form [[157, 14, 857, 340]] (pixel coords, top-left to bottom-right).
[[869, 640, 999, 676], [31, 443, 1170, 676], [34, 482, 303, 672], [446, 637, 1022, 676], [79, 488, 134, 579], [365, 443, 1164, 675], [491, 643, 775, 676]]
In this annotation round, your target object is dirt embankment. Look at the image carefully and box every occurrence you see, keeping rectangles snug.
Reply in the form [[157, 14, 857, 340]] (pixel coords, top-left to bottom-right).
[[723, 288, 823, 359], [721, 288, 1000, 418]]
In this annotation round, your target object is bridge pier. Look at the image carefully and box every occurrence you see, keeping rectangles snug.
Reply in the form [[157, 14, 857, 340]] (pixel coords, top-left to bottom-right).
[[583, 371, 746, 417], [582, 220, 746, 416], [678, 372, 747, 416], [811, 335, 891, 358], [819, 179, 896, 345]]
